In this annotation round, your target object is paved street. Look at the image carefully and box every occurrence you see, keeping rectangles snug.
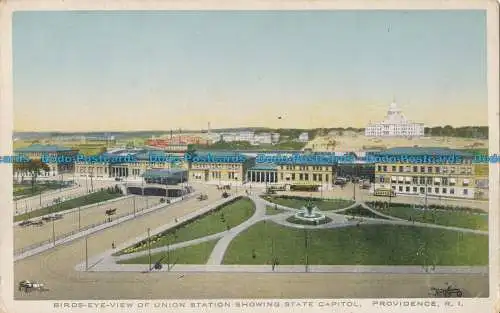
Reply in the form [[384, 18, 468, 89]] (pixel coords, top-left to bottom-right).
[[14, 178, 119, 214], [14, 195, 158, 251]]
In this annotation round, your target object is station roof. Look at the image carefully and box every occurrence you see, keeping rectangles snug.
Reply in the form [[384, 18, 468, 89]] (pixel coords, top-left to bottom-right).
[[371, 147, 473, 157], [249, 163, 278, 171], [191, 151, 250, 163], [142, 168, 187, 178]]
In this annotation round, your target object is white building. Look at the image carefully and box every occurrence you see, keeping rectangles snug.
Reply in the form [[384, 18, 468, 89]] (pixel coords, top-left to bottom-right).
[[253, 133, 272, 145], [271, 132, 280, 144], [365, 102, 424, 137], [298, 132, 309, 142]]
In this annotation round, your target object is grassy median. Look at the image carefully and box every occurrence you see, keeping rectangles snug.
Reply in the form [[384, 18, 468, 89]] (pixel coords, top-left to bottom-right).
[[14, 189, 123, 222], [115, 197, 255, 256], [371, 205, 488, 230], [117, 240, 218, 265]]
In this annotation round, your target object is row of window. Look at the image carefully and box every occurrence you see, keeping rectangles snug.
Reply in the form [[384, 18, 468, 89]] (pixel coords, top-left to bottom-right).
[[377, 165, 472, 174], [378, 176, 468, 186], [390, 185, 468, 196], [281, 165, 332, 171], [192, 163, 241, 170], [280, 173, 330, 182]]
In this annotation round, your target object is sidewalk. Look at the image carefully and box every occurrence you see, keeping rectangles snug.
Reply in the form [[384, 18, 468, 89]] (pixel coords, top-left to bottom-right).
[[82, 263, 488, 275]]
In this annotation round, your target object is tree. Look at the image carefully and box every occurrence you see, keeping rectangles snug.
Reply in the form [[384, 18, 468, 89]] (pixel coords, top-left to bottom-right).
[[25, 159, 50, 191]]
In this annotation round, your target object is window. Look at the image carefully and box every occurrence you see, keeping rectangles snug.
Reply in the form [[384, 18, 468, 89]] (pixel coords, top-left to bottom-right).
[[392, 166, 396, 172], [399, 166, 403, 172], [399, 186, 403, 192], [377, 166, 382, 171], [435, 167, 440, 173], [442, 177, 448, 185], [405, 186, 410, 192], [318, 174, 322, 182], [299, 174, 304, 180], [450, 167, 455, 174], [442, 167, 448, 173], [312, 174, 317, 181], [427, 187, 432, 193], [291, 174, 295, 180], [442, 188, 447, 194], [280, 173, 284, 180], [420, 187, 425, 193], [325, 174, 329, 182], [392, 185, 396, 190], [412, 177, 418, 184], [383, 166, 387, 172], [427, 167, 433, 173], [304, 174, 309, 180], [420, 166, 425, 173], [463, 189, 468, 195], [426, 177, 433, 184], [434, 187, 439, 193], [419, 177, 426, 185], [379, 177, 385, 183], [450, 188, 455, 194], [413, 187, 418, 192]]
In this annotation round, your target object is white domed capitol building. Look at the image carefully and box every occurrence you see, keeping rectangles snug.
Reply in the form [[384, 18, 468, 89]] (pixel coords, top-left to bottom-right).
[[365, 101, 425, 137]]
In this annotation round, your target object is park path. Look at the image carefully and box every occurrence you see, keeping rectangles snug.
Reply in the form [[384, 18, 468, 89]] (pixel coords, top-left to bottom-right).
[[206, 194, 267, 265]]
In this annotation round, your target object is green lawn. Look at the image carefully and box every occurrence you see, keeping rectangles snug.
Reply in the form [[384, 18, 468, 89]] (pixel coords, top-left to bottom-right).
[[13, 182, 67, 199], [116, 197, 255, 255], [336, 205, 389, 220], [372, 205, 488, 230], [117, 240, 218, 265], [266, 205, 287, 215], [14, 190, 123, 222], [262, 196, 354, 211], [223, 222, 488, 266]]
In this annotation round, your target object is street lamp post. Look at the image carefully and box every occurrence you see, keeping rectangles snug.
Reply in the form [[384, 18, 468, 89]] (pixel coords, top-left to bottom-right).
[[78, 206, 81, 231], [85, 236, 88, 271], [147, 228, 152, 271]]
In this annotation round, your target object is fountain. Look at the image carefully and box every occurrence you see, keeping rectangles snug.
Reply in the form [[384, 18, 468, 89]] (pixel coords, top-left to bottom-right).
[[293, 200, 327, 223]]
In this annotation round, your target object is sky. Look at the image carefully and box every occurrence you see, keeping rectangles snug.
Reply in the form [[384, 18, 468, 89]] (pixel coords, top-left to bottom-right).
[[13, 10, 488, 132]]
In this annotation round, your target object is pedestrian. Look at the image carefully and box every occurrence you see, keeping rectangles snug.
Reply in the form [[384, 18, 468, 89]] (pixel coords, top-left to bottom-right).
[[111, 241, 115, 249]]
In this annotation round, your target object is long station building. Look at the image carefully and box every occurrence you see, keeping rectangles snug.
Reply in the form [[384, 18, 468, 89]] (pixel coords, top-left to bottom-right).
[[13, 144, 489, 200]]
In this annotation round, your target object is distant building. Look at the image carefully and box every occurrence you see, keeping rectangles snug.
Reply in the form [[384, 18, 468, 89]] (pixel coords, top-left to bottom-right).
[[298, 132, 309, 142], [14, 144, 79, 177], [365, 101, 424, 137], [271, 133, 281, 144], [253, 133, 273, 145], [372, 147, 488, 200]]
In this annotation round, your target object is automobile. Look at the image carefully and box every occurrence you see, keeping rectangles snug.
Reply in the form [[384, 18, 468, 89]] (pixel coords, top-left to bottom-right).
[[197, 194, 208, 201], [334, 177, 347, 185], [429, 283, 463, 297], [31, 220, 44, 226], [359, 180, 371, 189], [221, 192, 230, 198], [42, 214, 63, 222], [351, 177, 360, 183], [115, 177, 122, 181], [265, 189, 277, 195], [18, 280, 49, 293], [19, 220, 33, 227]]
